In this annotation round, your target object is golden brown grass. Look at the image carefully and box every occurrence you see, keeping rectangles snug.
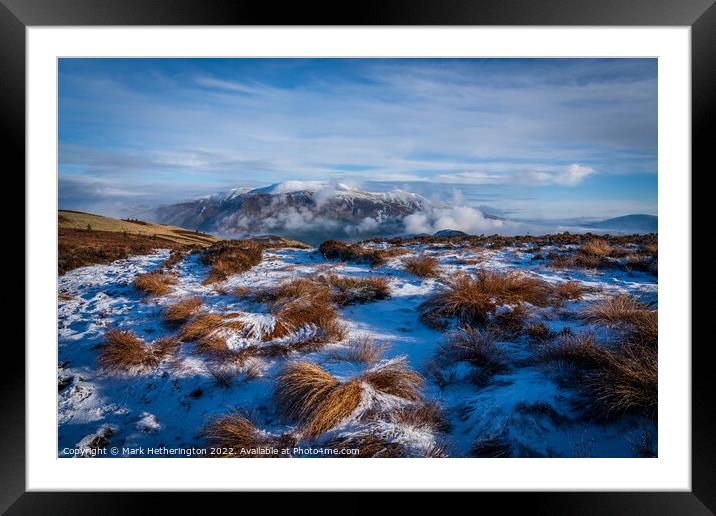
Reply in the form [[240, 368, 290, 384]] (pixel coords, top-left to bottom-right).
[[362, 357, 424, 401], [178, 313, 230, 342], [493, 303, 531, 336], [275, 358, 423, 437], [99, 330, 178, 372], [318, 240, 391, 267], [554, 281, 586, 301], [329, 335, 387, 364], [403, 255, 440, 278], [178, 313, 247, 360], [274, 361, 363, 437], [581, 294, 653, 328], [201, 240, 263, 284], [579, 239, 612, 257], [202, 412, 296, 457], [258, 274, 390, 307], [418, 270, 554, 329], [133, 270, 178, 296], [269, 293, 344, 342], [315, 274, 391, 305], [163, 296, 203, 325]]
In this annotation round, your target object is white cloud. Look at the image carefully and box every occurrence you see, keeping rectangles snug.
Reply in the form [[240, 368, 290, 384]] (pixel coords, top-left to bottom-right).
[[404, 206, 506, 235]]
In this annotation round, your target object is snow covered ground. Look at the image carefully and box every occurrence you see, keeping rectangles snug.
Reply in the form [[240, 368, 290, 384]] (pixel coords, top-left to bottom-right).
[[58, 241, 657, 458]]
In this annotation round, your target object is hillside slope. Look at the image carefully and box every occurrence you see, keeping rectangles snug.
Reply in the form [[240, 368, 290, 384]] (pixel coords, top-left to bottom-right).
[[59, 210, 220, 246], [58, 210, 220, 274]]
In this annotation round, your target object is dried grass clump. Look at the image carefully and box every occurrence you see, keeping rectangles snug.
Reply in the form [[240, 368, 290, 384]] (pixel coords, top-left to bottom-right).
[[315, 274, 391, 305], [255, 278, 324, 304], [201, 240, 263, 284], [179, 313, 239, 342], [392, 401, 449, 433], [361, 357, 424, 401], [580, 239, 612, 257], [589, 344, 657, 419], [436, 326, 506, 378], [493, 303, 531, 336], [526, 322, 555, 342], [553, 281, 586, 301], [274, 361, 363, 437], [581, 294, 654, 328], [163, 296, 203, 325], [319, 240, 386, 267], [266, 290, 345, 342], [203, 412, 296, 457], [403, 255, 440, 278], [99, 330, 177, 372], [330, 335, 387, 364], [536, 332, 608, 370], [418, 270, 553, 329], [326, 433, 406, 458], [537, 331, 657, 420], [623, 254, 655, 273], [275, 358, 423, 437], [133, 270, 178, 296]]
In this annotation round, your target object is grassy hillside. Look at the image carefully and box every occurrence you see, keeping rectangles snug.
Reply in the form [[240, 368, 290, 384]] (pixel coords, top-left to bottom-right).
[[58, 210, 311, 274], [59, 210, 219, 246], [58, 210, 221, 274]]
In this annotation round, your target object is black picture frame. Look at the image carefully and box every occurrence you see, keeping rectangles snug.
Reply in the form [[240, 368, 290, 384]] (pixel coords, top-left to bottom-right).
[[4, 0, 712, 511]]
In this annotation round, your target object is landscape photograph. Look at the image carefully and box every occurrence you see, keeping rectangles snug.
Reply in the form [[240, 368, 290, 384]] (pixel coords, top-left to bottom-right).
[[58, 58, 658, 458]]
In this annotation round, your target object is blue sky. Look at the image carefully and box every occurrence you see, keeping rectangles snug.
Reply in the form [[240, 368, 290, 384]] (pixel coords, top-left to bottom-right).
[[58, 58, 657, 220]]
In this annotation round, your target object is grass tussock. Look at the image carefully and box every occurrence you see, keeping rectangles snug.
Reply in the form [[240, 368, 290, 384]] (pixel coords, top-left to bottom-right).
[[418, 270, 554, 329], [178, 313, 247, 359], [201, 240, 263, 284], [258, 274, 390, 307], [581, 294, 654, 330], [537, 331, 657, 420], [269, 293, 344, 343], [392, 401, 449, 433], [203, 412, 296, 457], [315, 274, 391, 305], [554, 281, 586, 301], [99, 330, 178, 372], [274, 361, 362, 437], [163, 296, 203, 325], [403, 255, 440, 278], [579, 239, 612, 257], [275, 358, 423, 437], [436, 326, 506, 379], [329, 335, 387, 364], [319, 240, 391, 267], [493, 303, 531, 336], [133, 270, 178, 296], [361, 357, 424, 401]]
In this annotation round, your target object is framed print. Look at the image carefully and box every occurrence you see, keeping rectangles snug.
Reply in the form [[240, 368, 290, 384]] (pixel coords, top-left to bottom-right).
[[5, 0, 713, 511]]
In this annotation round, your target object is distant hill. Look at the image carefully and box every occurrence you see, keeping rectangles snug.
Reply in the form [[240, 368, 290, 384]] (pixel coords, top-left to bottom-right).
[[433, 229, 470, 238], [59, 210, 220, 246], [581, 214, 657, 233]]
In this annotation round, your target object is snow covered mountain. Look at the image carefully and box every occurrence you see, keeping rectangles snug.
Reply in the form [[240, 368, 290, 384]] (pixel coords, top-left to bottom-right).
[[148, 182, 429, 243]]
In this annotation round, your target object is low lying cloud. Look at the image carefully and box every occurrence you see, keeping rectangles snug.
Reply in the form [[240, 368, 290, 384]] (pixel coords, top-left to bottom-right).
[[404, 205, 507, 235]]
